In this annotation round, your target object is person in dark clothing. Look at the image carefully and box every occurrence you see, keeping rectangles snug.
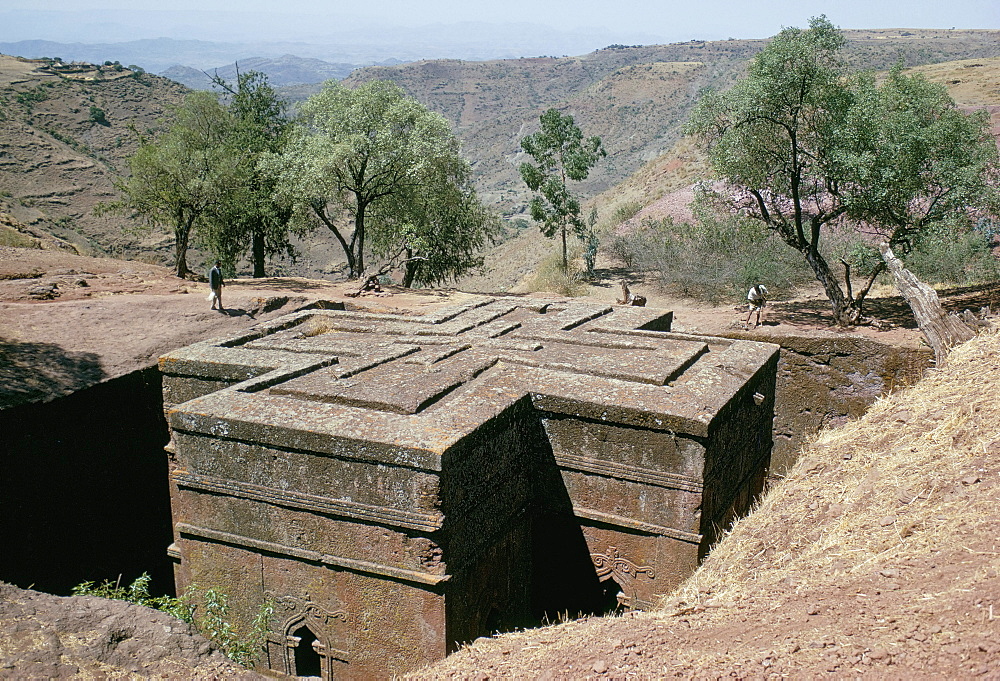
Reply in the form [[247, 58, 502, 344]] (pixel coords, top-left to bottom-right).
[[209, 261, 225, 312]]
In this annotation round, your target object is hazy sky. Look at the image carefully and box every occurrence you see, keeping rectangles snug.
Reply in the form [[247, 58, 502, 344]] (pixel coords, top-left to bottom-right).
[[7, 0, 999, 43]]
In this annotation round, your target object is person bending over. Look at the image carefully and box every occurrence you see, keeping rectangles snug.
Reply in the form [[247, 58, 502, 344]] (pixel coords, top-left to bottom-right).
[[745, 283, 768, 329]]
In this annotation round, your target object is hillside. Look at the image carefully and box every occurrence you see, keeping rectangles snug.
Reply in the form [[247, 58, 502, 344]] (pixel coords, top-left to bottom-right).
[[0, 55, 187, 257], [346, 30, 1000, 214], [2, 30, 999, 281], [418, 328, 1000, 678], [161, 54, 357, 90], [458, 51, 1000, 294], [586, 56, 1000, 232]]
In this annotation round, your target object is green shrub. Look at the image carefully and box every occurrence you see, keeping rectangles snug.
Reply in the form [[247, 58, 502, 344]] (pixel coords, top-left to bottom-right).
[[904, 222, 1000, 286], [73, 574, 272, 667], [72, 573, 194, 622], [612, 212, 814, 303], [197, 588, 273, 667], [609, 200, 643, 227], [0, 224, 39, 249], [607, 232, 639, 268], [88, 106, 109, 126], [15, 86, 49, 112]]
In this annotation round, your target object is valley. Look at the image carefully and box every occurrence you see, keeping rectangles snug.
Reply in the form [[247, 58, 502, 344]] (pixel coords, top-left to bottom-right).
[[1, 24, 999, 679], [1, 30, 999, 285]]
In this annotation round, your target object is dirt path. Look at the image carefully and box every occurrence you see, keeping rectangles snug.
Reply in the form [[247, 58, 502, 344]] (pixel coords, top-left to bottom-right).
[[6, 245, 998, 410]]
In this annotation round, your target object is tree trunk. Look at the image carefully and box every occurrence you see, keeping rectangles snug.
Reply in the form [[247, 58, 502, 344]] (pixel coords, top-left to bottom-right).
[[402, 248, 417, 288], [803, 247, 861, 326], [880, 244, 975, 365], [561, 223, 568, 272], [251, 229, 265, 278], [353, 209, 365, 278], [310, 201, 355, 278], [174, 217, 192, 278]]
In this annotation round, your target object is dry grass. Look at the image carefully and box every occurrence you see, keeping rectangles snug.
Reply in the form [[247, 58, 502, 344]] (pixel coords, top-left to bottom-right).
[[907, 57, 1000, 108], [670, 327, 1000, 609], [0, 224, 39, 249], [516, 248, 591, 297], [421, 328, 1000, 678]]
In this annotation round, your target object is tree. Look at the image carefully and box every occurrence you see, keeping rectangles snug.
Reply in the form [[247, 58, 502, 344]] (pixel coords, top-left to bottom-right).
[[838, 67, 999, 254], [375, 159, 500, 287], [267, 79, 497, 283], [97, 91, 234, 277], [204, 70, 297, 278], [685, 16, 999, 326], [520, 109, 606, 271]]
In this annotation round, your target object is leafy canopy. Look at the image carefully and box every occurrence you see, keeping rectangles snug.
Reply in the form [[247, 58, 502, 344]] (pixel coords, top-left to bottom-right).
[[201, 70, 299, 278], [520, 108, 605, 271], [97, 90, 235, 277], [267, 79, 497, 284], [685, 15, 999, 325]]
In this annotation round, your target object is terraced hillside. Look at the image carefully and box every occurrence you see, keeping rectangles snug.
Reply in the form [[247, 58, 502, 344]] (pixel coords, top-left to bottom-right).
[[1, 29, 998, 277], [346, 30, 1000, 214], [0, 55, 186, 256]]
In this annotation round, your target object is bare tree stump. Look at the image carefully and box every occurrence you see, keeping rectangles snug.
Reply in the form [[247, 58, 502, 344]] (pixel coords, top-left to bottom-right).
[[617, 280, 647, 306], [880, 244, 975, 365]]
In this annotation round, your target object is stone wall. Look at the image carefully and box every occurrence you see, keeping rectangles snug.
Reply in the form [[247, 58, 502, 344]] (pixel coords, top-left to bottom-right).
[[161, 298, 778, 678], [746, 334, 933, 474]]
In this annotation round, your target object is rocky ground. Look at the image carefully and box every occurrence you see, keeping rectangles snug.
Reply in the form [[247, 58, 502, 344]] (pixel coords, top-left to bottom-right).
[[0, 582, 263, 679], [0, 246, 489, 409], [2, 245, 999, 678]]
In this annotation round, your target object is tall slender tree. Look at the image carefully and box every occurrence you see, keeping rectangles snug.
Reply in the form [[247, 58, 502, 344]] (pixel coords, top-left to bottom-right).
[[519, 108, 606, 271], [204, 70, 297, 278]]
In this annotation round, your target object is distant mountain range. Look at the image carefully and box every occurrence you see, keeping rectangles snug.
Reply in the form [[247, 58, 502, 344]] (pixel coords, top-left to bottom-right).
[[160, 56, 359, 89], [0, 19, 660, 76]]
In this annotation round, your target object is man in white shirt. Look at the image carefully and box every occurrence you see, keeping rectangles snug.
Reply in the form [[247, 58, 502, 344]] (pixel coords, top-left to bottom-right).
[[745, 283, 768, 329]]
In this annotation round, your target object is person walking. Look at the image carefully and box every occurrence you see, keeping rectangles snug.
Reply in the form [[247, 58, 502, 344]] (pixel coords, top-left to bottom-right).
[[209, 260, 225, 312]]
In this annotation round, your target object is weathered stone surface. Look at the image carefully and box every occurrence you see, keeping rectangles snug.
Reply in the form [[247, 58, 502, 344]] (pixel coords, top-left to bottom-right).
[[745, 334, 932, 474], [160, 297, 778, 678]]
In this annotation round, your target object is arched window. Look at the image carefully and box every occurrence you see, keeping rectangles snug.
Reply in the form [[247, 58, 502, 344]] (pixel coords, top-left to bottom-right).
[[291, 625, 323, 678]]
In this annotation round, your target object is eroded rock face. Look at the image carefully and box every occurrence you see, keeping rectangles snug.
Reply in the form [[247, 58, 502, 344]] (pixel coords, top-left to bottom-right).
[[758, 335, 932, 474], [0, 582, 261, 678], [160, 297, 779, 678]]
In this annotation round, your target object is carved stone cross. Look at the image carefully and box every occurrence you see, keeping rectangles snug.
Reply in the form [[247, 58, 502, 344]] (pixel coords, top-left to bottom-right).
[[161, 296, 777, 678]]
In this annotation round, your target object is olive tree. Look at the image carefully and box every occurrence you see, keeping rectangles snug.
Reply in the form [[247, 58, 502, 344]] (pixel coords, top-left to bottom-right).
[[267, 79, 497, 283], [98, 91, 234, 277], [685, 16, 999, 326]]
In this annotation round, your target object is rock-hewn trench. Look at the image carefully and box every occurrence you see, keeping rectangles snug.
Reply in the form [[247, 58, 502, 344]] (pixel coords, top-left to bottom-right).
[[0, 366, 173, 596], [0, 335, 931, 599]]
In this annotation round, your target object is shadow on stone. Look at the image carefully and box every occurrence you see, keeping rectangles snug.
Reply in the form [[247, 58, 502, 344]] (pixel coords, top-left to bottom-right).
[[0, 337, 106, 410], [0, 367, 173, 596], [531, 424, 605, 620]]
